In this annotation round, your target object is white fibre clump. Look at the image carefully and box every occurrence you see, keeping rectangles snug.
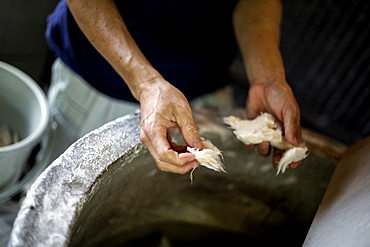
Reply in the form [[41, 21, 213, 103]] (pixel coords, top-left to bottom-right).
[[187, 137, 226, 173], [223, 113, 308, 174], [223, 114, 282, 145], [277, 147, 308, 174]]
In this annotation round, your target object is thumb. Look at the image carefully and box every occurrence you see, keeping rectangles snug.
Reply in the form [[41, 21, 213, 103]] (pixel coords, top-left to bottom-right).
[[283, 107, 301, 146]]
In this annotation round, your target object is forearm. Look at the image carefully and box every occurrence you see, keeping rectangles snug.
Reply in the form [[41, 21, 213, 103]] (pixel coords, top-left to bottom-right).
[[233, 0, 285, 85], [66, 0, 162, 101], [66, 0, 202, 173]]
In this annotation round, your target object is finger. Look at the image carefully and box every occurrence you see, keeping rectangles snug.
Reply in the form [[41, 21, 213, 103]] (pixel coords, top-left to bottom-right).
[[156, 158, 199, 174], [142, 134, 198, 174], [177, 115, 203, 150], [141, 125, 185, 166], [282, 105, 301, 146], [257, 141, 270, 156], [273, 148, 284, 168], [289, 161, 301, 169], [245, 144, 255, 150]]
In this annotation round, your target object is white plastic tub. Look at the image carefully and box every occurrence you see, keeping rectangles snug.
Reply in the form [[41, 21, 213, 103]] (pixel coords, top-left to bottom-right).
[[0, 61, 50, 192]]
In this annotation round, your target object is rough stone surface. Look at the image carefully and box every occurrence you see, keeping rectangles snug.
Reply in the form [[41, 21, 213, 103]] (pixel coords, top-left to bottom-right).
[[9, 113, 143, 247]]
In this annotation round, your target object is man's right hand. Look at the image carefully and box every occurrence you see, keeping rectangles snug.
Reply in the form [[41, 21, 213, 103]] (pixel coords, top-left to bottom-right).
[[139, 79, 203, 174]]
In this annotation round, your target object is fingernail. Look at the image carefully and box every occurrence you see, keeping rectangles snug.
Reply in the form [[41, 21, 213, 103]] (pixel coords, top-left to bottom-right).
[[293, 136, 300, 145], [192, 139, 202, 150]]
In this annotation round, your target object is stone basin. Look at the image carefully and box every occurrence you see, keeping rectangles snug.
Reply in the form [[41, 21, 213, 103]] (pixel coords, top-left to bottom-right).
[[8, 107, 347, 247]]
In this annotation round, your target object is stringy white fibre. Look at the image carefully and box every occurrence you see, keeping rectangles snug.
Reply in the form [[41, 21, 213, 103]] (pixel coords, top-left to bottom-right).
[[187, 137, 226, 183]]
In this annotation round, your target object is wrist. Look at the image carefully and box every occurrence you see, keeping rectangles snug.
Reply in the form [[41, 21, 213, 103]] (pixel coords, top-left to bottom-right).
[[247, 67, 286, 88], [136, 76, 167, 102], [114, 55, 163, 101]]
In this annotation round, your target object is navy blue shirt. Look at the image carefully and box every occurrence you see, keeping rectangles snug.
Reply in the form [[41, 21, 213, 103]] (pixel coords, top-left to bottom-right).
[[46, 0, 239, 101]]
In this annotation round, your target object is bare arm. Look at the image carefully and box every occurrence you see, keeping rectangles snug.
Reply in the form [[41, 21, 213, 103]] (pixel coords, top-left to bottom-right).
[[66, 0, 160, 99], [66, 0, 202, 173], [233, 0, 302, 167]]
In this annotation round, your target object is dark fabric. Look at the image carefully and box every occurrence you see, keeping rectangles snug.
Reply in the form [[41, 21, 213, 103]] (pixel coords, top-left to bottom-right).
[[46, 0, 238, 101], [279, 0, 370, 146]]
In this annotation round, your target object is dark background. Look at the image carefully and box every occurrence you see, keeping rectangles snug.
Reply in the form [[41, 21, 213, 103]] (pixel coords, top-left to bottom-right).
[[280, 0, 370, 146]]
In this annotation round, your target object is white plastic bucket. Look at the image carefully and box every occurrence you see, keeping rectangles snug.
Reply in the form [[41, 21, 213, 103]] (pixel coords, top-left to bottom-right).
[[0, 61, 50, 192]]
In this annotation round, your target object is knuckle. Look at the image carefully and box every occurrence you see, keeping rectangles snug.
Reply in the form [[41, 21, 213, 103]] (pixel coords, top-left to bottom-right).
[[139, 130, 148, 144], [184, 123, 198, 134], [179, 168, 188, 175], [156, 163, 170, 173], [140, 118, 155, 134], [156, 150, 167, 162]]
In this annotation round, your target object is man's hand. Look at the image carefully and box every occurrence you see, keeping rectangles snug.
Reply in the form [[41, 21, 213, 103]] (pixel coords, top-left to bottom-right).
[[245, 81, 302, 168], [139, 79, 203, 174]]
